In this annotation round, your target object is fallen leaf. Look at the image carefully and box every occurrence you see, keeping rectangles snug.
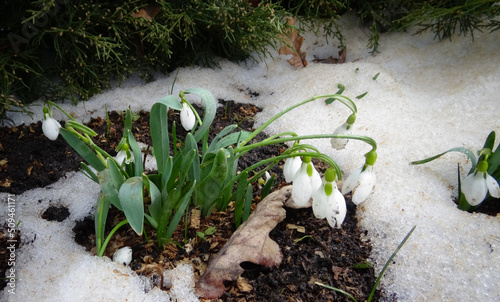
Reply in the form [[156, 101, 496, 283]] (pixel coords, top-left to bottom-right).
[[132, 4, 161, 20], [312, 47, 347, 64], [236, 277, 253, 292], [279, 17, 307, 68], [195, 186, 292, 298]]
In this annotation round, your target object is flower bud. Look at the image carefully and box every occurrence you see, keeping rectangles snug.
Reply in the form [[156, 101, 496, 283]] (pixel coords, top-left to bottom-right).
[[42, 113, 61, 141]]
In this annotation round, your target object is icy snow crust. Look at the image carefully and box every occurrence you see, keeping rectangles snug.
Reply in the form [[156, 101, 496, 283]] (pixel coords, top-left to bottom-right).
[[2, 15, 500, 301]]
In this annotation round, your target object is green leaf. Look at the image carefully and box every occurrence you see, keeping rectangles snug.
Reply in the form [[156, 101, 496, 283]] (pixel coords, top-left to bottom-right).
[[261, 174, 276, 200], [356, 92, 368, 99], [411, 147, 477, 173], [127, 130, 143, 177], [124, 109, 133, 133], [197, 149, 228, 216], [373, 72, 380, 80], [234, 171, 248, 228], [483, 131, 495, 150], [97, 167, 122, 211], [157, 181, 196, 246], [80, 162, 98, 183], [150, 102, 170, 172], [95, 193, 111, 254], [184, 88, 217, 143], [60, 128, 106, 172], [144, 175, 161, 223], [118, 176, 144, 235], [156, 95, 183, 110], [242, 184, 253, 224], [183, 133, 200, 182], [108, 158, 125, 190]]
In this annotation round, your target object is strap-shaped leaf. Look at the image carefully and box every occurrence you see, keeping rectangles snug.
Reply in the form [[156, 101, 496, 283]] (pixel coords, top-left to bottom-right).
[[483, 131, 496, 150], [118, 176, 144, 235], [143, 175, 162, 224], [80, 162, 98, 183], [97, 167, 122, 211], [411, 147, 477, 173], [184, 88, 217, 143], [183, 133, 200, 182], [156, 95, 183, 110], [60, 128, 106, 172], [161, 181, 196, 246], [95, 193, 111, 253], [127, 130, 143, 177], [234, 171, 248, 228], [151, 102, 170, 172]]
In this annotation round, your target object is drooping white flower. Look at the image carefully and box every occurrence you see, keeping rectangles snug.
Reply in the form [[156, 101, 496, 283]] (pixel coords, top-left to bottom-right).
[[331, 114, 356, 150], [342, 150, 377, 205], [113, 246, 132, 266], [312, 168, 346, 228], [180, 102, 196, 131], [291, 157, 322, 207], [115, 150, 134, 165], [283, 155, 302, 183], [42, 113, 61, 141], [461, 161, 500, 206], [342, 165, 376, 205]]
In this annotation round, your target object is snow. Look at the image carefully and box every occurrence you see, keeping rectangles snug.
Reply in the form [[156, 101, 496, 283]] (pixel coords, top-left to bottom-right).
[[2, 14, 500, 301]]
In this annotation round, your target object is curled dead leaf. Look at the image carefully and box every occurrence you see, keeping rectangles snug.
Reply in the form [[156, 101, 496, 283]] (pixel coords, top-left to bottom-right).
[[132, 4, 161, 20], [312, 47, 347, 64], [279, 17, 307, 68], [195, 186, 293, 299]]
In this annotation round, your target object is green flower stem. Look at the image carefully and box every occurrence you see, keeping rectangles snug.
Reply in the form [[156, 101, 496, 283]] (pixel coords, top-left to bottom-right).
[[260, 131, 298, 142], [235, 134, 377, 156], [238, 94, 357, 148], [97, 219, 128, 257], [222, 152, 342, 197], [46, 100, 77, 121]]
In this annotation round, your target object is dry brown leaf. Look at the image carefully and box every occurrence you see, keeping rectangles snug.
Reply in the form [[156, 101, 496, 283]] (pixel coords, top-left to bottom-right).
[[132, 4, 162, 20], [195, 186, 293, 298], [312, 47, 347, 64], [279, 17, 307, 68]]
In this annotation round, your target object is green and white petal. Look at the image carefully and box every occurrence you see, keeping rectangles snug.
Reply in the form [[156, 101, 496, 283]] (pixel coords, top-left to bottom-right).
[[486, 173, 500, 198], [326, 189, 346, 229], [462, 172, 487, 206]]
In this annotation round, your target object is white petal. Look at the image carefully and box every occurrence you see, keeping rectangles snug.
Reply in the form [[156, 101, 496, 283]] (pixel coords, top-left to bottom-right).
[[352, 167, 376, 205], [341, 166, 362, 195], [326, 189, 347, 229], [113, 246, 132, 266], [180, 103, 195, 131], [330, 122, 351, 150], [42, 114, 61, 141], [115, 150, 134, 165], [292, 165, 312, 207], [284, 156, 302, 183], [312, 188, 328, 219], [310, 165, 322, 193], [486, 174, 500, 198], [462, 172, 488, 206]]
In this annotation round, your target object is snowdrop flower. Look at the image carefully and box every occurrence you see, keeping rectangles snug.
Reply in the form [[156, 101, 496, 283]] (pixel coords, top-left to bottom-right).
[[258, 171, 272, 188], [283, 155, 302, 183], [313, 168, 346, 228], [292, 156, 322, 207], [42, 113, 61, 141], [113, 246, 132, 266], [461, 160, 500, 206], [115, 144, 134, 165], [180, 102, 195, 131], [342, 150, 377, 205], [331, 114, 356, 150]]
